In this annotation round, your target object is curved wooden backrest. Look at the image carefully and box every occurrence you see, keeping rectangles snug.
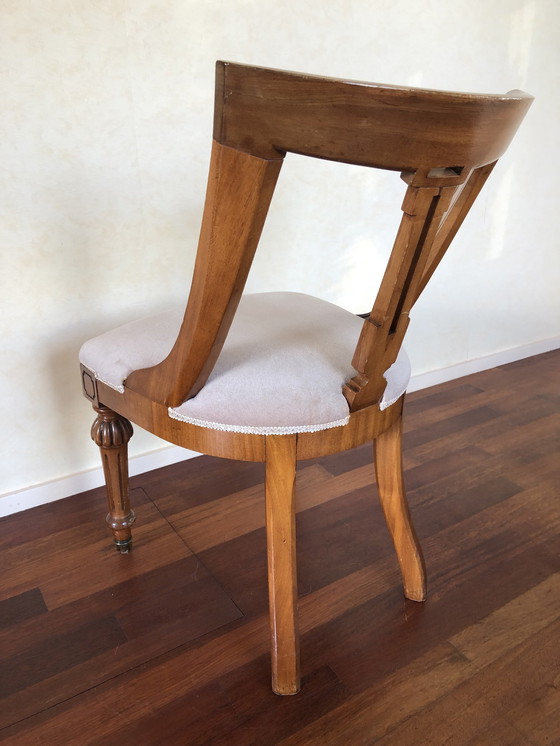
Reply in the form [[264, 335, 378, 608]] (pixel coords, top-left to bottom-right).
[[126, 62, 532, 411], [214, 61, 532, 173]]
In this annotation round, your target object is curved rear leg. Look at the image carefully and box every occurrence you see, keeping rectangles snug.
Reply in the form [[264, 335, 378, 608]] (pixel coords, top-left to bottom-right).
[[374, 403, 426, 601]]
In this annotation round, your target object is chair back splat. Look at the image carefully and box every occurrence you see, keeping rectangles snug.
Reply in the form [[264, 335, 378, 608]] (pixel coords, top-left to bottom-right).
[[126, 62, 532, 411], [80, 62, 532, 696]]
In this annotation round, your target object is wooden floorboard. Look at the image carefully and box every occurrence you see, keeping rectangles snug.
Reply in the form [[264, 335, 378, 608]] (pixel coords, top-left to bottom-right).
[[0, 349, 558, 744]]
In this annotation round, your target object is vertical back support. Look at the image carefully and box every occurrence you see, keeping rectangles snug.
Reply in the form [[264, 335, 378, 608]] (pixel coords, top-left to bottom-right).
[[414, 162, 497, 301], [126, 141, 284, 406], [343, 163, 495, 411], [344, 180, 453, 410], [343, 164, 497, 411]]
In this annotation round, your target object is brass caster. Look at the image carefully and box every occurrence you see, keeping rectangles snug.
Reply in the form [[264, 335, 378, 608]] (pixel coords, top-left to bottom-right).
[[114, 538, 132, 554]]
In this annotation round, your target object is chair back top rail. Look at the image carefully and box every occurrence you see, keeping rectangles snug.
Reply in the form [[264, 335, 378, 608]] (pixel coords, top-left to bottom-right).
[[125, 62, 533, 411], [215, 61, 533, 173]]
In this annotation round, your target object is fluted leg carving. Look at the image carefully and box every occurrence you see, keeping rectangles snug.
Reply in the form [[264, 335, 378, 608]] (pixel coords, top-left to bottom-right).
[[91, 405, 135, 553]]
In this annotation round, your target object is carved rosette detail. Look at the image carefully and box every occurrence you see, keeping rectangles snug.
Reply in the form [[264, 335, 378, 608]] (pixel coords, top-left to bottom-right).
[[91, 406, 133, 449]]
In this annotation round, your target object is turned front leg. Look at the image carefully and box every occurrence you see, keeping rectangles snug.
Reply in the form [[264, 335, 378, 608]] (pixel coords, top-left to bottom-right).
[[91, 405, 135, 553]]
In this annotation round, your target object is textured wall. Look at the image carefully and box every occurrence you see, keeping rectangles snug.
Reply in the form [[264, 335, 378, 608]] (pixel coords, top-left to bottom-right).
[[1, 0, 558, 499]]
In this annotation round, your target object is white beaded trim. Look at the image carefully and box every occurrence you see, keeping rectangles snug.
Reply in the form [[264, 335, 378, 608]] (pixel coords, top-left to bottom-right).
[[86, 372, 401, 429], [167, 408, 351, 435], [378, 392, 399, 411]]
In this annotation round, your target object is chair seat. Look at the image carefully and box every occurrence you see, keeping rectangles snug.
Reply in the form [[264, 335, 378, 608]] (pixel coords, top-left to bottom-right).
[[80, 292, 410, 435]]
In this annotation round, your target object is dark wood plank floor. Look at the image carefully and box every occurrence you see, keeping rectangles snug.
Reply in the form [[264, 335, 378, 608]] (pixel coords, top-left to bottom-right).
[[1, 350, 558, 745]]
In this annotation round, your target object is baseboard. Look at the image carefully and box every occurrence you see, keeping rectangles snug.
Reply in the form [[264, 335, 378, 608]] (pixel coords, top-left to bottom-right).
[[2, 336, 558, 518], [0, 446, 199, 518], [406, 336, 559, 392]]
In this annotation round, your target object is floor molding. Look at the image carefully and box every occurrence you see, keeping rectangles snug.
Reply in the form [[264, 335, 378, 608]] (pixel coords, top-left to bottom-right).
[[407, 336, 559, 393], [1, 335, 558, 518], [0, 446, 199, 519]]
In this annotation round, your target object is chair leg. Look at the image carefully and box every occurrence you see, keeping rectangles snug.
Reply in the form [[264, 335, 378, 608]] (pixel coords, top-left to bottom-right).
[[91, 405, 136, 553], [374, 410, 426, 602], [265, 434, 300, 695]]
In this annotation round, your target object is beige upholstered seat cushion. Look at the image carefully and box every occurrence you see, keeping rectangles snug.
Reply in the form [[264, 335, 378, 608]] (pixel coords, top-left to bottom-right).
[[79, 292, 410, 435]]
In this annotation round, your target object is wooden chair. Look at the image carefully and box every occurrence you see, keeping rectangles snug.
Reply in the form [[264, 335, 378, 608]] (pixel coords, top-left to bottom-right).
[[79, 62, 532, 695]]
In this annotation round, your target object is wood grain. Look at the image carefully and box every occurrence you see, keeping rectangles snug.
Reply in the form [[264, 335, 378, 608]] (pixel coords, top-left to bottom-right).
[[115, 62, 532, 421], [215, 61, 533, 170], [91, 405, 135, 551], [78, 64, 533, 695], [2, 351, 558, 743], [265, 435, 300, 695], [374, 401, 426, 601], [126, 141, 283, 407]]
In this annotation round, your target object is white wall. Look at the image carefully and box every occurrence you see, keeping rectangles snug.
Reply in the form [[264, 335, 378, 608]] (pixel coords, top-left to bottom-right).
[[1, 0, 558, 508]]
